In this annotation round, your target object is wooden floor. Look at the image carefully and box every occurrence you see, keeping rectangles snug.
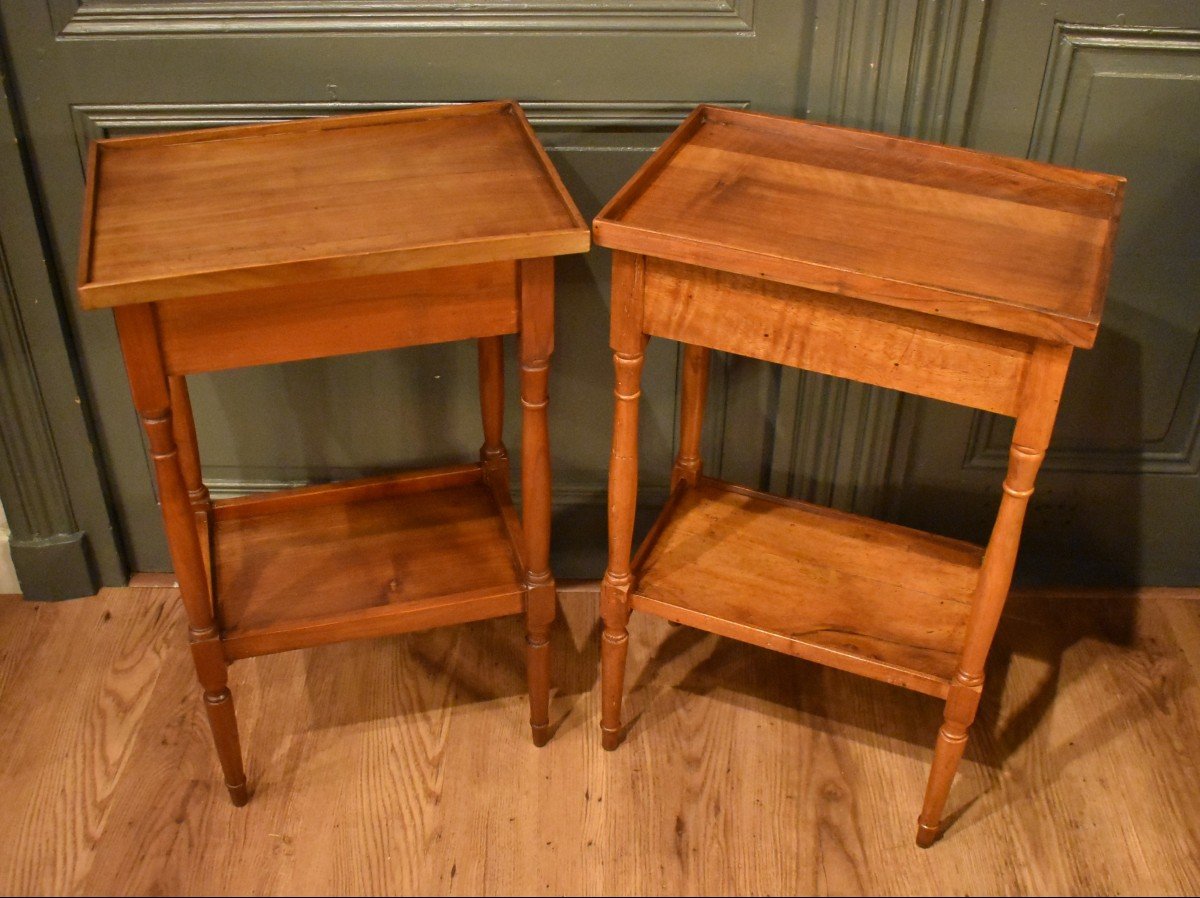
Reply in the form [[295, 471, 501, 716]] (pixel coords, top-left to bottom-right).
[[1, 585, 1198, 895]]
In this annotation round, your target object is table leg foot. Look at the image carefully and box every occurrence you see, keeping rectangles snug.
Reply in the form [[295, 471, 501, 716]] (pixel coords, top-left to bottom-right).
[[601, 725, 622, 752], [226, 779, 250, 807], [915, 819, 940, 848], [599, 611, 629, 752], [202, 682, 249, 808], [524, 607, 553, 747]]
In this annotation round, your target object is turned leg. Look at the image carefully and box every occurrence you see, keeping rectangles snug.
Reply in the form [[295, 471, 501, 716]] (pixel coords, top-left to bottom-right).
[[519, 259, 556, 746], [169, 376, 211, 525], [169, 376, 215, 600], [917, 446, 1038, 845], [601, 350, 645, 749], [671, 344, 710, 489], [601, 252, 649, 751], [916, 343, 1071, 846], [115, 306, 248, 805], [190, 630, 250, 806], [478, 336, 510, 488], [917, 671, 981, 847], [662, 343, 707, 631]]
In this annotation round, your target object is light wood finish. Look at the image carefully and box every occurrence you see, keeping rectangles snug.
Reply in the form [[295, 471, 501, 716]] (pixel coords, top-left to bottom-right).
[[643, 257, 1033, 417], [113, 303, 248, 806], [212, 468, 525, 660], [156, 262, 518, 374], [78, 101, 587, 309], [600, 251, 648, 751], [2, 586, 1199, 894], [917, 340, 1073, 846], [478, 335, 508, 482], [671, 344, 709, 488], [633, 478, 981, 698], [518, 257, 557, 747], [596, 105, 1124, 349], [80, 103, 587, 801], [595, 106, 1122, 845]]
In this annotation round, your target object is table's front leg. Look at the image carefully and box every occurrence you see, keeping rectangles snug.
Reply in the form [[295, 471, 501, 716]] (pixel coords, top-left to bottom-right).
[[601, 252, 649, 750], [114, 304, 248, 806], [917, 342, 1073, 847], [519, 258, 556, 747]]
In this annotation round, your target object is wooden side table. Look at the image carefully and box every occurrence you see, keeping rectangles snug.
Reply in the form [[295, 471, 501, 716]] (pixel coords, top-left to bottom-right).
[[77, 101, 589, 804], [593, 105, 1123, 846]]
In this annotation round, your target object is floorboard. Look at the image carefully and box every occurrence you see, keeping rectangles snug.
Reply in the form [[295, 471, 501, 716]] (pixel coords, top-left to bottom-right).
[[0, 586, 1197, 895]]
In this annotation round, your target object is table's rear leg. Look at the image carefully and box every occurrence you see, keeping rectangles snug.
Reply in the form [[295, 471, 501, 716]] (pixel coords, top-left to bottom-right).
[[169, 376, 211, 532], [671, 345, 710, 489], [115, 306, 249, 806], [477, 336, 510, 487]]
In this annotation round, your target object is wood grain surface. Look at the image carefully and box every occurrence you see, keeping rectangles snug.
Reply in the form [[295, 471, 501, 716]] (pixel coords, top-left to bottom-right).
[[641, 257, 1033, 416], [212, 472, 525, 660], [156, 262, 519, 374], [631, 478, 981, 697], [593, 105, 1124, 348], [1, 586, 1198, 895], [79, 101, 589, 308]]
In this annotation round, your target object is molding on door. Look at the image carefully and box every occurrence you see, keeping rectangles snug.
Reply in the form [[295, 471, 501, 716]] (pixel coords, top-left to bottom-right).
[[0, 54, 121, 597], [964, 409, 1200, 476], [69, 100, 749, 162], [54, 0, 754, 38], [965, 22, 1200, 477], [806, 0, 985, 139], [898, 0, 987, 143], [1028, 23, 1200, 162], [764, 0, 988, 514], [0, 232, 96, 599]]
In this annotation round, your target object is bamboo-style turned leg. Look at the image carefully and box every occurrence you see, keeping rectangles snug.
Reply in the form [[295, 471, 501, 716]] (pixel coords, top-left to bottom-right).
[[601, 251, 648, 751], [519, 259, 556, 747], [601, 350, 645, 750], [671, 344, 710, 489], [916, 343, 1071, 847], [169, 376, 211, 523], [478, 336, 510, 487], [169, 376, 215, 599], [115, 306, 248, 806]]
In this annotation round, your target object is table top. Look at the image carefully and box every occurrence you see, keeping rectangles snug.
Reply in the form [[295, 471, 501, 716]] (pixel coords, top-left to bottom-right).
[[594, 105, 1124, 348], [78, 101, 588, 309]]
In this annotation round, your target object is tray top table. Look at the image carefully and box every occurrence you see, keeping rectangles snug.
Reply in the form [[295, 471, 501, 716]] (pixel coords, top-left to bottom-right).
[[79, 99, 586, 307], [593, 104, 1123, 846], [594, 104, 1119, 348], [79, 101, 588, 805]]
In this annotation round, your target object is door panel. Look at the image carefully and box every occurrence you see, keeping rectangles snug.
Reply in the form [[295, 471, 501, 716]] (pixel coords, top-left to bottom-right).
[[893, 3, 1200, 585], [4, 0, 1196, 584], [0, 1, 808, 575]]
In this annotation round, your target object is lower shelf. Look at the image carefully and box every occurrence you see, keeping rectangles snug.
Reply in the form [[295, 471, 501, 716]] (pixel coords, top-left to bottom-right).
[[631, 478, 983, 697], [211, 463, 526, 660]]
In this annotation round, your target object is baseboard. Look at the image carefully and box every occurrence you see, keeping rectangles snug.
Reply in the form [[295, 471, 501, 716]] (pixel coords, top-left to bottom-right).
[[9, 531, 97, 601], [0, 513, 19, 595]]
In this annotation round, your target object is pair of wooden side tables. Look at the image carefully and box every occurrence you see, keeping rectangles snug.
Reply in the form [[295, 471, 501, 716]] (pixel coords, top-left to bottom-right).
[[77, 101, 1123, 846]]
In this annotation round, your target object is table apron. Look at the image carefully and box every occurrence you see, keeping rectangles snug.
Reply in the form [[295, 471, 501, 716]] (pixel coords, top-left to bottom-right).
[[641, 256, 1036, 418], [155, 260, 520, 375]]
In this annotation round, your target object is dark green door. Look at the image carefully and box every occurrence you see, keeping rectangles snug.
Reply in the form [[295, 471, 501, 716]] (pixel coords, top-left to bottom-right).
[[0, 1, 808, 577], [888, 1, 1200, 585], [1, 1, 1197, 585]]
